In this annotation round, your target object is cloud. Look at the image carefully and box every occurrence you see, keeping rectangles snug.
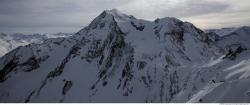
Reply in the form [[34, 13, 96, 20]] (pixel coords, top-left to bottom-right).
[[180, 0, 250, 29], [118, 0, 230, 19], [0, 0, 132, 26], [0, 0, 249, 33], [173, 0, 230, 17], [0, 0, 134, 33]]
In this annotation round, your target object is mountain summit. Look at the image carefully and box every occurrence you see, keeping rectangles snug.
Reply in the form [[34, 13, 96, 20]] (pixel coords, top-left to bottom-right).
[[0, 9, 250, 103]]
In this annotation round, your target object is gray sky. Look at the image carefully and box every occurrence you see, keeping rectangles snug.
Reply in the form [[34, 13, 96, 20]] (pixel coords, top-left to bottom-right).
[[0, 0, 249, 33]]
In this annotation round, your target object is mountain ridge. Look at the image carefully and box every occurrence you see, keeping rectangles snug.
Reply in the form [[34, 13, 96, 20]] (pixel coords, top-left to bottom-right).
[[0, 33, 73, 57]]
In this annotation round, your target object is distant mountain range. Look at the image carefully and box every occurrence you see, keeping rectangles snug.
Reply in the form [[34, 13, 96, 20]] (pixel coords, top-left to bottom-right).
[[0, 33, 73, 57], [0, 9, 250, 103]]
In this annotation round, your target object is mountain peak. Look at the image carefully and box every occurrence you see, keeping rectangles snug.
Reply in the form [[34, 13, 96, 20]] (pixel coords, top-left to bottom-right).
[[79, 9, 135, 32], [102, 9, 136, 20], [104, 8, 120, 14]]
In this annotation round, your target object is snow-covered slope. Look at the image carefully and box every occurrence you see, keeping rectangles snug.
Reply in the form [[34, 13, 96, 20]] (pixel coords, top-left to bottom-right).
[[206, 27, 237, 37], [210, 26, 250, 49], [0, 33, 73, 57], [0, 9, 249, 103]]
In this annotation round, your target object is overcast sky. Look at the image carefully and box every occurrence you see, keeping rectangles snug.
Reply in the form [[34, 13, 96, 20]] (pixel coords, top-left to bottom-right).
[[0, 0, 249, 33]]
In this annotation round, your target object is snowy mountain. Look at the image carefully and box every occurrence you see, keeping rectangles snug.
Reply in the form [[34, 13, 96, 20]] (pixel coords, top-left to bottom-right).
[[0, 33, 73, 57], [207, 26, 250, 49], [0, 9, 250, 103], [206, 27, 237, 36]]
